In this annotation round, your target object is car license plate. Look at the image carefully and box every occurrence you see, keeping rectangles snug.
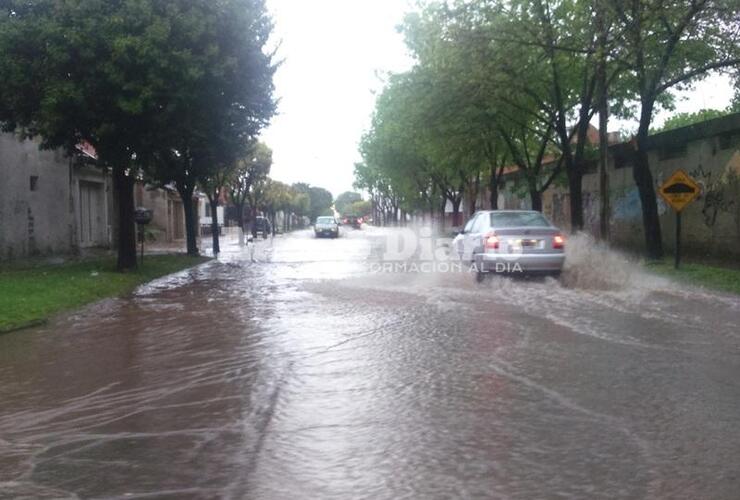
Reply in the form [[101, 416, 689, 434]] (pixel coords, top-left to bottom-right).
[[507, 239, 543, 251]]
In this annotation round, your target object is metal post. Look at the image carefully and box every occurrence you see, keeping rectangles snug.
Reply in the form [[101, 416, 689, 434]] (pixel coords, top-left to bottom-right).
[[675, 211, 681, 269]]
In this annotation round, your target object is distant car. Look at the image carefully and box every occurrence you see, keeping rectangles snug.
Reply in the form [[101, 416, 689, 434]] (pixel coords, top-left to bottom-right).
[[251, 216, 271, 239], [315, 216, 340, 238], [453, 210, 565, 278], [343, 215, 362, 229]]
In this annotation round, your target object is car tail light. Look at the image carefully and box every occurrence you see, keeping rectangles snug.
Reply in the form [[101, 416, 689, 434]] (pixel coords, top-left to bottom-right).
[[553, 234, 565, 249], [484, 232, 499, 250]]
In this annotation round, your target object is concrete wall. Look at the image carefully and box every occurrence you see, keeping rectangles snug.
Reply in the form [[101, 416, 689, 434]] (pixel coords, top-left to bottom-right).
[[134, 184, 187, 243], [0, 133, 75, 260], [0, 133, 112, 260], [540, 118, 740, 259], [485, 114, 740, 259], [606, 139, 739, 259]]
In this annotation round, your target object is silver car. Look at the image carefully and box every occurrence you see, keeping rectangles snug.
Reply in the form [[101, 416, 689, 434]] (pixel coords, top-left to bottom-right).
[[453, 210, 565, 277], [314, 216, 340, 238]]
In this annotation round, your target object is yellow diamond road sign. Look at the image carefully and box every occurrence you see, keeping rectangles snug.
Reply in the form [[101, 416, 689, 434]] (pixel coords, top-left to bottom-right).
[[658, 169, 701, 213]]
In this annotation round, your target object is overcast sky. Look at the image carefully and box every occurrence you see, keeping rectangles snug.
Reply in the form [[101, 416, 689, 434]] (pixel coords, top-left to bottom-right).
[[262, 0, 735, 198]]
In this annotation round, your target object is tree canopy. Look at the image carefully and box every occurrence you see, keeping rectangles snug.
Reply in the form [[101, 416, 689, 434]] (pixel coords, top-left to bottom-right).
[[0, 0, 276, 266], [335, 192, 363, 215], [357, 0, 740, 256]]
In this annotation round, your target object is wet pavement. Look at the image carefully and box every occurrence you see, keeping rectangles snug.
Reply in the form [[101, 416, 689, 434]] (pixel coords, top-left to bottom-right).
[[1, 228, 739, 499]]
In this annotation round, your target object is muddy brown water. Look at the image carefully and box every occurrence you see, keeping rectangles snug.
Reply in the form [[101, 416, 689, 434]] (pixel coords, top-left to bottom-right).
[[1, 229, 739, 499]]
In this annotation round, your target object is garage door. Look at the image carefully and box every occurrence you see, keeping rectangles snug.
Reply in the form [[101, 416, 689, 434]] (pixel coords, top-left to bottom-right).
[[79, 181, 105, 247]]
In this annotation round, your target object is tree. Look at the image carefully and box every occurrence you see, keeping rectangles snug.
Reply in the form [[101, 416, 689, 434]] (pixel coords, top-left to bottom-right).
[[655, 108, 732, 133], [288, 185, 311, 229], [611, 0, 740, 259], [308, 187, 334, 222], [228, 142, 272, 244], [348, 200, 373, 218], [143, 0, 276, 256], [201, 166, 233, 256], [359, 71, 465, 228], [0, 0, 276, 265], [468, 0, 611, 230], [0, 0, 164, 270], [335, 192, 363, 215], [262, 180, 292, 234]]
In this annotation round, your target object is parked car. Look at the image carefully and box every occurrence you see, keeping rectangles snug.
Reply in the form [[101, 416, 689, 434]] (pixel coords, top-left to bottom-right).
[[453, 210, 565, 278], [315, 216, 340, 238], [251, 216, 272, 239]]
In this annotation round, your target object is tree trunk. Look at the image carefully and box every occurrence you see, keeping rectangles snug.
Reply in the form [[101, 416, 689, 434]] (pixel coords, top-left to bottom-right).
[[181, 190, 199, 256], [451, 197, 462, 227], [633, 146, 663, 259], [568, 169, 584, 231], [439, 197, 446, 232], [113, 167, 138, 271], [250, 206, 258, 237], [530, 189, 543, 212], [596, 4, 610, 242], [235, 203, 246, 245], [427, 197, 435, 230], [209, 198, 220, 255], [489, 167, 500, 210], [468, 173, 480, 216], [489, 184, 499, 210]]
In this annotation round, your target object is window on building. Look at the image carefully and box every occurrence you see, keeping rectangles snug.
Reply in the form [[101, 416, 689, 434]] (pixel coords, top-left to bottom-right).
[[30, 176, 39, 191], [205, 203, 211, 217]]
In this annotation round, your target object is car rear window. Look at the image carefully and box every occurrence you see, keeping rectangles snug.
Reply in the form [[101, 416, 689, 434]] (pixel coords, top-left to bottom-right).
[[489, 212, 551, 228], [317, 217, 335, 224]]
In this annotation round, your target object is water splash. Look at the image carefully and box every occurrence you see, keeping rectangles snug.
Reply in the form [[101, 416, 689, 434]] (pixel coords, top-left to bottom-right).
[[560, 232, 668, 292]]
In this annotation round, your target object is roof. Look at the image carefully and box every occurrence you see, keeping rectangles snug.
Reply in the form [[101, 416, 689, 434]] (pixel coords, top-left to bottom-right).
[[75, 141, 98, 160], [646, 112, 740, 150], [609, 111, 740, 154]]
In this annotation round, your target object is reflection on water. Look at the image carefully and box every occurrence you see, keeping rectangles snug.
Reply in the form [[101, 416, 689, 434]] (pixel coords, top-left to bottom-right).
[[1, 228, 739, 499]]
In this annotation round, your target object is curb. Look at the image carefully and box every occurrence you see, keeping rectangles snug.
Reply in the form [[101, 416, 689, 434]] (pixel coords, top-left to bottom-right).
[[0, 318, 49, 335]]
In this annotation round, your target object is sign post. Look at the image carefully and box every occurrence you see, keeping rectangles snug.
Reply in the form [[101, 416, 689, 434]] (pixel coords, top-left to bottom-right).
[[134, 208, 154, 266], [658, 170, 701, 269]]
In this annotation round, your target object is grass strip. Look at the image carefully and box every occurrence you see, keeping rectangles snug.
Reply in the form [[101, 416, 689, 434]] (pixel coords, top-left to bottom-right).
[[0, 255, 210, 333]]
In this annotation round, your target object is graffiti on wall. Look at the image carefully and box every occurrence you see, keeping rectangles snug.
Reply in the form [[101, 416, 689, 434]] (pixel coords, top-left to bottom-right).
[[550, 193, 568, 228], [583, 191, 599, 233], [613, 187, 642, 221], [612, 185, 669, 223], [690, 153, 740, 230]]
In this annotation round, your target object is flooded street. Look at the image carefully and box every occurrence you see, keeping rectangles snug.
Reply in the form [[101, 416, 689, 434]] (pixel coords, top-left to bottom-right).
[[1, 228, 740, 499]]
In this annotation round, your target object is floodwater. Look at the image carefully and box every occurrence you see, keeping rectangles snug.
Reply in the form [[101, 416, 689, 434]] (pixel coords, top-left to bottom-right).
[[1, 228, 739, 499]]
